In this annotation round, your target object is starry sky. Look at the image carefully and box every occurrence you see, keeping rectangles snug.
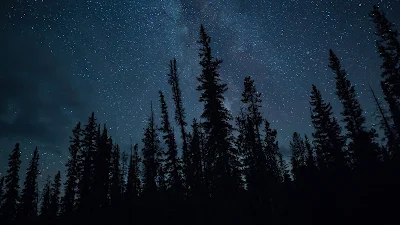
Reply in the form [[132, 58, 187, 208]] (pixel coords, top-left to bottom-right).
[[1, 0, 400, 180]]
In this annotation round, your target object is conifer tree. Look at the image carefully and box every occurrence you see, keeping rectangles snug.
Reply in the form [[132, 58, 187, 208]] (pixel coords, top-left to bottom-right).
[[40, 177, 51, 218], [77, 112, 98, 209], [369, 5, 400, 140], [49, 171, 61, 218], [196, 24, 241, 197], [167, 58, 189, 183], [264, 120, 281, 182], [242, 76, 263, 139], [19, 147, 40, 219], [310, 84, 347, 171], [110, 144, 122, 207], [1, 143, 22, 223], [142, 103, 162, 196], [158, 90, 184, 196], [93, 124, 112, 209], [328, 50, 379, 167], [62, 122, 82, 214]]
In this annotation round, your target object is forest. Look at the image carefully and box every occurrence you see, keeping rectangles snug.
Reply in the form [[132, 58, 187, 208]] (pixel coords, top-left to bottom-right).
[[0, 5, 399, 225]]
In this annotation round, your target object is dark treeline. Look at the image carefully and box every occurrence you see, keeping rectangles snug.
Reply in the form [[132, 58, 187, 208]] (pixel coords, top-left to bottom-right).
[[1, 5, 400, 225]]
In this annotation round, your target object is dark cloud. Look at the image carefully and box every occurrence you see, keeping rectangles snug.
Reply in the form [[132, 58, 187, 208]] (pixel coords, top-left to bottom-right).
[[0, 29, 93, 145]]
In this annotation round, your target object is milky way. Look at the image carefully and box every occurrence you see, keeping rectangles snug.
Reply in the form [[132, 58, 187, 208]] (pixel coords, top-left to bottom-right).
[[0, 0, 399, 181]]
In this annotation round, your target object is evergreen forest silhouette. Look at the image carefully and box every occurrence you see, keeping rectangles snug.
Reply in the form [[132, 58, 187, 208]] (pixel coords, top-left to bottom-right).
[[1, 5, 400, 225]]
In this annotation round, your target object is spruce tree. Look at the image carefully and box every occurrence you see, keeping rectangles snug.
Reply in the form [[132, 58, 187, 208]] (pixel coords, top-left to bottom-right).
[[49, 171, 61, 218], [196, 24, 241, 197], [142, 103, 162, 196], [328, 50, 379, 167], [1, 143, 22, 223], [158, 90, 184, 196], [369, 5, 400, 141], [242, 76, 263, 139], [310, 84, 347, 171], [93, 124, 112, 209], [19, 147, 40, 219], [167, 58, 189, 185], [62, 122, 82, 215], [77, 112, 98, 210], [40, 177, 51, 218]]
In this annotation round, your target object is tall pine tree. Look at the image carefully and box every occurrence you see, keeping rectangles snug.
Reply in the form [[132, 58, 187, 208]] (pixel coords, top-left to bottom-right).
[[49, 171, 61, 218], [158, 90, 184, 196], [310, 84, 347, 172], [62, 122, 82, 215], [1, 143, 22, 223], [196, 24, 241, 197], [328, 50, 379, 168], [40, 177, 51, 219], [142, 102, 162, 196], [167, 58, 189, 186], [19, 147, 40, 220], [369, 5, 400, 142]]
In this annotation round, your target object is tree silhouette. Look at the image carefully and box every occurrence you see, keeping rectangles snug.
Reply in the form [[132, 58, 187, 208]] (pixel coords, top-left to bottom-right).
[[19, 147, 40, 220], [77, 112, 98, 212], [142, 102, 162, 196], [310, 84, 347, 172], [369, 5, 400, 154], [158, 90, 184, 197], [167, 59, 189, 189], [62, 122, 81, 215], [49, 171, 61, 219], [328, 50, 379, 168], [40, 177, 52, 219], [1, 143, 22, 223]]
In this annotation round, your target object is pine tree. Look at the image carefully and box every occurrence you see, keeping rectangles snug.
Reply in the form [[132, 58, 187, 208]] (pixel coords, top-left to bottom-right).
[[93, 124, 112, 209], [62, 122, 82, 215], [242, 76, 263, 139], [310, 84, 347, 171], [158, 90, 184, 196], [196, 24, 241, 197], [19, 147, 40, 219], [40, 177, 51, 218], [49, 171, 61, 218], [167, 58, 189, 185], [369, 5, 400, 141], [142, 102, 162, 196], [1, 143, 22, 223], [77, 112, 98, 210], [110, 144, 122, 207], [328, 50, 379, 167]]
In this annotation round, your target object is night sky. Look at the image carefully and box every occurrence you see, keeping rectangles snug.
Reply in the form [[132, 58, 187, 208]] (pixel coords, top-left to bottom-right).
[[1, 0, 400, 181]]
